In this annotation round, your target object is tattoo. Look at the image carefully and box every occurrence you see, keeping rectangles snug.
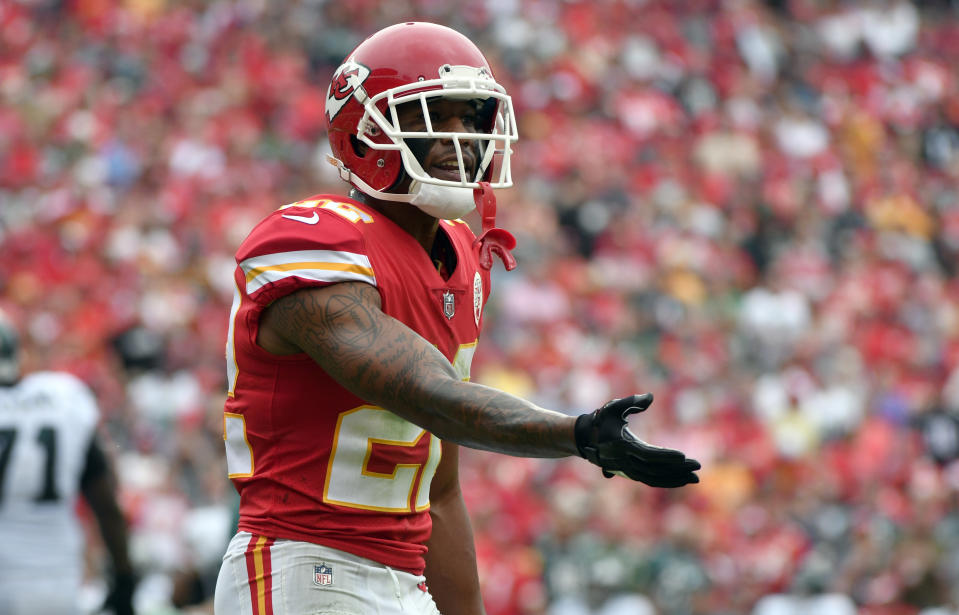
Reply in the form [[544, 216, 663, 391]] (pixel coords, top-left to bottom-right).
[[422, 380, 576, 457], [274, 284, 381, 357], [269, 283, 577, 458]]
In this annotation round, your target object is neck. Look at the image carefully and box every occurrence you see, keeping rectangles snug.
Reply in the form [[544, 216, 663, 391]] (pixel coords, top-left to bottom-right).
[[356, 191, 440, 252]]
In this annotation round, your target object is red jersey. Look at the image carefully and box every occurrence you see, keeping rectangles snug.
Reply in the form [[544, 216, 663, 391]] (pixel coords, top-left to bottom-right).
[[223, 195, 491, 574]]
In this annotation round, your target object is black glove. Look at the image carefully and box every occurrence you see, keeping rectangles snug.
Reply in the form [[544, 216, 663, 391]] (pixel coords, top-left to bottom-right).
[[574, 393, 701, 487], [102, 570, 136, 615]]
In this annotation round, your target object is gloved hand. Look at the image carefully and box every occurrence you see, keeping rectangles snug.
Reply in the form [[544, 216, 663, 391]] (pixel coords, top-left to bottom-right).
[[574, 393, 701, 487], [102, 570, 136, 615]]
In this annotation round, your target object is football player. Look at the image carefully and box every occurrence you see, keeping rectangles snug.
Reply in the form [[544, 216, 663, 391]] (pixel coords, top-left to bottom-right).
[[0, 310, 135, 615], [215, 22, 700, 615]]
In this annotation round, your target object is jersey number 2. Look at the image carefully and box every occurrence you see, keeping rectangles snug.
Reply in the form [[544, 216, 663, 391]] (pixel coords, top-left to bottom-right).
[[223, 343, 477, 512], [324, 407, 440, 513], [321, 343, 475, 512]]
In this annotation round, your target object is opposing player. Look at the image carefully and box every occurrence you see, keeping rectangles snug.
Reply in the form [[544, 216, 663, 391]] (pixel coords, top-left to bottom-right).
[[0, 310, 136, 615], [215, 22, 700, 614]]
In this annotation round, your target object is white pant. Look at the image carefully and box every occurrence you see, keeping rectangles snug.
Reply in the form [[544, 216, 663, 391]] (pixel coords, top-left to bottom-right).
[[0, 574, 80, 615], [214, 532, 442, 615]]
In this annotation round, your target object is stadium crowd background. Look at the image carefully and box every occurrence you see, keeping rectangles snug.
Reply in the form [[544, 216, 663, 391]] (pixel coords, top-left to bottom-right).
[[3, 0, 959, 613]]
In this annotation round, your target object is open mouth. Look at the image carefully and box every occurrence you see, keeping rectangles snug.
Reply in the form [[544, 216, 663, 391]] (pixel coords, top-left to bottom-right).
[[429, 158, 475, 182]]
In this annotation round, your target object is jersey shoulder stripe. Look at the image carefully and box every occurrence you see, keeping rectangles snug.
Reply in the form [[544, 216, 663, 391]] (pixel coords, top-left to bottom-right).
[[240, 249, 375, 296]]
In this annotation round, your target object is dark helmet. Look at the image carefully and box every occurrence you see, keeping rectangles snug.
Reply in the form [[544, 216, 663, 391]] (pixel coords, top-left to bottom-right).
[[0, 311, 20, 386]]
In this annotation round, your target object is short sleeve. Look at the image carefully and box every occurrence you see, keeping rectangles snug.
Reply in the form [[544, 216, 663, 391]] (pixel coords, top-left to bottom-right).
[[234, 201, 377, 307]]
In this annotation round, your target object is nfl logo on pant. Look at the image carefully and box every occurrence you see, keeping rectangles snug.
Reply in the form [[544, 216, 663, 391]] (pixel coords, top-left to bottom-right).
[[314, 563, 334, 586]]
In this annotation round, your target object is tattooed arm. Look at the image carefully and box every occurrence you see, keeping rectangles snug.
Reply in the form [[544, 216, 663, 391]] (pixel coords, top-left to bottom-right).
[[258, 282, 578, 458]]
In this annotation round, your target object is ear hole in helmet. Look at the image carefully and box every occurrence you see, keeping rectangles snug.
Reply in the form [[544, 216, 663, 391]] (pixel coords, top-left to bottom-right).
[[350, 134, 369, 157]]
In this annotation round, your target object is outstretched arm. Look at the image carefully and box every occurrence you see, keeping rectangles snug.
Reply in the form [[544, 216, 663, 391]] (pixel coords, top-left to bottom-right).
[[260, 281, 700, 485], [261, 282, 578, 458]]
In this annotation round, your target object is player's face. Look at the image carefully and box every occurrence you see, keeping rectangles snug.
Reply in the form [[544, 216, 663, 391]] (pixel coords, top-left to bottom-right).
[[396, 99, 480, 182]]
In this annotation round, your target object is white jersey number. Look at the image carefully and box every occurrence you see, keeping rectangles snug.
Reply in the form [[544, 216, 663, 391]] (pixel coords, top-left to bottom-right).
[[320, 342, 476, 512], [223, 336, 478, 512], [323, 406, 441, 513], [0, 425, 61, 504]]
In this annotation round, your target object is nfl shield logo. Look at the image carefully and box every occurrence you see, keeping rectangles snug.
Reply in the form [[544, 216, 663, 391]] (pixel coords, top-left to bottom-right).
[[443, 290, 455, 319], [314, 563, 333, 586]]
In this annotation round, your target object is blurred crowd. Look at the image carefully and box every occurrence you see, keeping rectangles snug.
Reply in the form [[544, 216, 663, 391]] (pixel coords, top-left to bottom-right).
[[3, 0, 959, 613]]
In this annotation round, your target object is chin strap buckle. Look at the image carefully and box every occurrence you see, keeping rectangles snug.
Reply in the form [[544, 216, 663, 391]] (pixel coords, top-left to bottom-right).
[[326, 155, 353, 183], [472, 182, 517, 271]]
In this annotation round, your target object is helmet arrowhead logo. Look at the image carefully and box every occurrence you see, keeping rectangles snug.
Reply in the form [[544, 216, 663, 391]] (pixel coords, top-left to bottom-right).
[[331, 67, 360, 100], [326, 60, 370, 122]]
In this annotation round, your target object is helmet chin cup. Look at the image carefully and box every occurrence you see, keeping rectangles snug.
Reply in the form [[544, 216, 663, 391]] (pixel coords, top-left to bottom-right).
[[408, 181, 476, 220]]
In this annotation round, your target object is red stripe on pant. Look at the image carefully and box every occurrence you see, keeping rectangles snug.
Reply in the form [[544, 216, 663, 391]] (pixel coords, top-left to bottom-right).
[[244, 534, 276, 615]]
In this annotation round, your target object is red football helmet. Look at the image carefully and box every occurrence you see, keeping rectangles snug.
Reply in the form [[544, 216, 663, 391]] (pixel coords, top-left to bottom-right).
[[325, 22, 518, 219]]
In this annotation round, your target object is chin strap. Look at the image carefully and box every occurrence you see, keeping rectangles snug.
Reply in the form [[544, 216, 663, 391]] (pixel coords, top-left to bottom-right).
[[327, 154, 413, 204], [472, 182, 517, 271]]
